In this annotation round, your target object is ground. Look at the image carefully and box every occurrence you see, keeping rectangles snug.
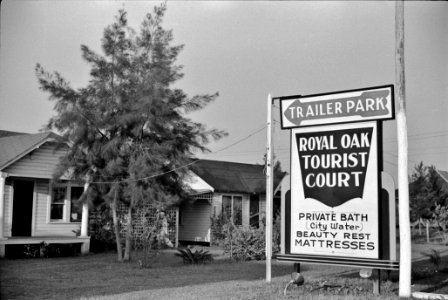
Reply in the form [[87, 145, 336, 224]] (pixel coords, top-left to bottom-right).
[[0, 242, 447, 299]]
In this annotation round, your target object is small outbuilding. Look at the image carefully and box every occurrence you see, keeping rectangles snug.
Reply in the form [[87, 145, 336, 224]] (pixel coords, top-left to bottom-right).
[[179, 159, 285, 245]]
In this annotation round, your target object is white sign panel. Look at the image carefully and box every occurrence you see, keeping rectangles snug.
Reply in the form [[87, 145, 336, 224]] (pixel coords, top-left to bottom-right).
[[290, 121, 379, 259], [280, 85, 394, 129]]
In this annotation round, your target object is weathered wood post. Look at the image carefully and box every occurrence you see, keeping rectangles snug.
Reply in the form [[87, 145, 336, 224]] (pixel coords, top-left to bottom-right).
[[395, 1, 412, 298], [266, 94, 274, 282]]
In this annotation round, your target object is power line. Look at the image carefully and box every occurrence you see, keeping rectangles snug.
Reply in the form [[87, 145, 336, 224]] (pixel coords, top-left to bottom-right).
[[384, 132, 448, 143], [89, 124, 267, 184]]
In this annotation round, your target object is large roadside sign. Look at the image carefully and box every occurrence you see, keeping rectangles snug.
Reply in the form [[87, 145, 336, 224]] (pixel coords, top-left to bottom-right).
[[290, 121, 379, 259], [280, 85, 394, 129], [276, 85, 398, 270]]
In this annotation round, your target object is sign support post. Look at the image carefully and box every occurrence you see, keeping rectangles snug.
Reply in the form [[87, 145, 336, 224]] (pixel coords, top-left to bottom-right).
[[395, 1, 411, 298], [266, 94, 273, 283]]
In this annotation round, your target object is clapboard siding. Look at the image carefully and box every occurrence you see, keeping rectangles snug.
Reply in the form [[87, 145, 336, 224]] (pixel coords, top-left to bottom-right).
[[259, 194, 266, 215], [3, 182, 12, 237], [4, 143, 67, 179], [242, 194, 250, 227], [179, 199, 211, 242], [33, 180, 79, 236], [211, 194, 222, 218]]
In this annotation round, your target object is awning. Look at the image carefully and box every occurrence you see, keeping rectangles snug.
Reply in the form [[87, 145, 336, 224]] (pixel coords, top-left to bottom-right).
[[184, 170, 214, 195]]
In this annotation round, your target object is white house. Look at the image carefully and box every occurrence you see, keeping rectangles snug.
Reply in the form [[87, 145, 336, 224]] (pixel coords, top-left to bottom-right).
[[0, 130, 90, 257]]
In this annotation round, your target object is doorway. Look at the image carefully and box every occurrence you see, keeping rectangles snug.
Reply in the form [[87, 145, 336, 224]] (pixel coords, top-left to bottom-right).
[[12, 180, 34, 236]]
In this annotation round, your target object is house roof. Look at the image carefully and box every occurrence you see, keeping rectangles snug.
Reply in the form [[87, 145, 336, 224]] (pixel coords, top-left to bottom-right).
[[190, 159, 285, 194], [0, 130, 28, 138], [436, 170, 448, 194], [0, 131, 60, 170]]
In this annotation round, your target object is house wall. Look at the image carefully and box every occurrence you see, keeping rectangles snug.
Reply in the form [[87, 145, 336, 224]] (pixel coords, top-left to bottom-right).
[[2, 142, 80, 238], [242, 195, 250, 227], [3, 143, 67, 179], [33, 179, 79, 236], [211, 193, 222, 218], [259, 194, 266, 218], [3, 178, 79, 238], [178, 192, 268, 244]]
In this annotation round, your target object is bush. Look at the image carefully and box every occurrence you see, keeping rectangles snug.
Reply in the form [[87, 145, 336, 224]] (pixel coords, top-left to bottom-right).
[[175, 247, 213, 264], [5, 242, 80, 259], [421, 249, 442, 271], [224, 223, 266, 260], [210, 214, 227, 245], [89, 206, 116, 253], [222, 215, 281, 261]]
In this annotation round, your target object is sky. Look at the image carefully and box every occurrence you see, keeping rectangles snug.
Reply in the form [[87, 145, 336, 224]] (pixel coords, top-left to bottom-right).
[[1, 1, 447, 182]]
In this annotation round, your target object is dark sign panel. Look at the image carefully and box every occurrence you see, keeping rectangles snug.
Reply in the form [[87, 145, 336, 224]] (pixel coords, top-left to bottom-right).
[[295, 127, 373, 207]]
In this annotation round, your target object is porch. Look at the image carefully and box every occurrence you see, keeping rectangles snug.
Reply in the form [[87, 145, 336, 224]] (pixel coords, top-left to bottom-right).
[[0, 236, 90, 257]]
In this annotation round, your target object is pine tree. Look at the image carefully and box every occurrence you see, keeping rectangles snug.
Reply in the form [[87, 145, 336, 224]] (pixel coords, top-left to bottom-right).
[[36, 4, 226, 261], [409, 162, 433, 221]]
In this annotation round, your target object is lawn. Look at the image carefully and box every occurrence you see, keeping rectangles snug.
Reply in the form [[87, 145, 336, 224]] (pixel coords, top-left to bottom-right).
[[0, 250, 351, 300], [1, 242, 447, 300], [0, 250, 295, 300]]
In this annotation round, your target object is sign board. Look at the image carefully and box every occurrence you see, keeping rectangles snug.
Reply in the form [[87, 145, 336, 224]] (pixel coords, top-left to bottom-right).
[[290, 121, 379, 259], [280, 85, 394, 129]]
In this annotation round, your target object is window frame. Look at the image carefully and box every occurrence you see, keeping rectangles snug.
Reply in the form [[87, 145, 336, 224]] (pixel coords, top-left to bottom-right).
[[221, 194, 243, 226], [49, 182, 84, 223]]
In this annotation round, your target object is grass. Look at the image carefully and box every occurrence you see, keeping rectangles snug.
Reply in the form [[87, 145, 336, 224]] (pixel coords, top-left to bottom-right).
[[0, 251, 295, 300], [1, 243, 448, 300], [88, 277, 400, 300]]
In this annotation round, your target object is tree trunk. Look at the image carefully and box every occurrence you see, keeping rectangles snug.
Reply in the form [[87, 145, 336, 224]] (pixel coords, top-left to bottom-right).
[[111, 192, 123, 262], [123, 205, 133, 261]]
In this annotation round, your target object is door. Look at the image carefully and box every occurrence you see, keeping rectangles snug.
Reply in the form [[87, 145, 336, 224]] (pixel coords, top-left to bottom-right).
[[12, 180, 34, 236]]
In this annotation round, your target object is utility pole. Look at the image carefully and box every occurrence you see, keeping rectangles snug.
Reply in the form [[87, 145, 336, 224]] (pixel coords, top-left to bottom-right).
[[395, 1, 411, 298], [266, 94, 273, 283]]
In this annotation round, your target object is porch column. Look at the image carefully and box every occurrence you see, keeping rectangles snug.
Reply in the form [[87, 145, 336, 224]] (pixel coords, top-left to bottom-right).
[[80, 181, 90, 255], [80, 182, 89, 237], [0, 172, 7, 258], [0, 172, 7, 239]]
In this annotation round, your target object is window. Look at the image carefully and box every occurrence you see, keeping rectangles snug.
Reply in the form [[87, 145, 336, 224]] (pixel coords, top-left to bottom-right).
[[250, 194, 259, 228], [70, 186, 84, 222], [222, 195, 243, 226], [51, 187, 66, 220], [50, 184, 84, 222]]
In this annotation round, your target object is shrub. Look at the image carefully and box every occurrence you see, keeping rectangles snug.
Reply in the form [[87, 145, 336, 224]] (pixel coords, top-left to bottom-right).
[[422, 248, 442, 270], [433, 205, 448, 244], [222, 215, 281, 261], [224, 223, 266, 260], [6, 242, 80, 259], [136, 212, 175, 268], [89, 206, 116, 253], [211, 214, 227, 245], [174, 247, 213, 264]]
